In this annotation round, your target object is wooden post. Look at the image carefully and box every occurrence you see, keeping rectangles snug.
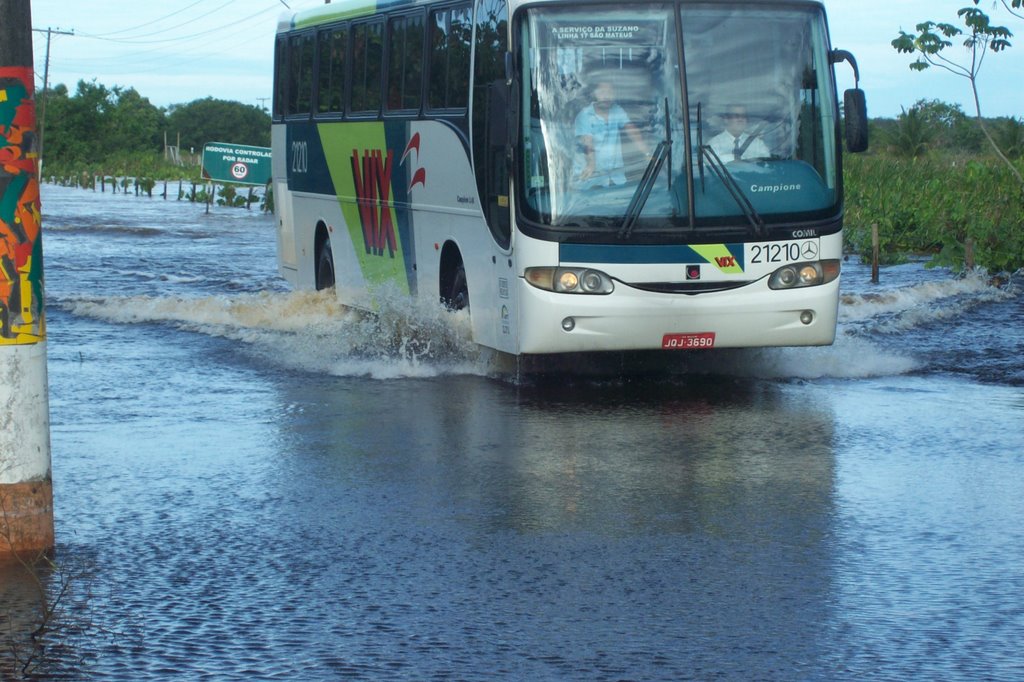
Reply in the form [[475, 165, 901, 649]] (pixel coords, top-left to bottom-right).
[[871, 223, 880, 284], [964, 238, 975, 271], [0, 0, 55, 559]]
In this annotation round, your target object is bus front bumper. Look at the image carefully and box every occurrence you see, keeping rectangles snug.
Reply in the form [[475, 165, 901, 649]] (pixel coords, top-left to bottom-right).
[[516, 277, 840, 354]]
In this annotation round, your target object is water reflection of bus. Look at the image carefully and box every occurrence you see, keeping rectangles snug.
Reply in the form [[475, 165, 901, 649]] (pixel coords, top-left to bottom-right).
[[272, 0, 867, 356]]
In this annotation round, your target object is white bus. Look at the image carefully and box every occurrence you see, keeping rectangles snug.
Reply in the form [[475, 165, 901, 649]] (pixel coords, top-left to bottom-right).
[[272, 0, 867, 355]]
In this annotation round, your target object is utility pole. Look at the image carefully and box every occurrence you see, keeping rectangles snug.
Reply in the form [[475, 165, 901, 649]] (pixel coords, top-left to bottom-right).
[[1, 0, 54, 559], [30, 26, 73, 174]]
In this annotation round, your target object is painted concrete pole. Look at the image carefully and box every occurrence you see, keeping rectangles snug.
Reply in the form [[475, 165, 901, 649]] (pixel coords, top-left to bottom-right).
[[0, 0, 54, 558]]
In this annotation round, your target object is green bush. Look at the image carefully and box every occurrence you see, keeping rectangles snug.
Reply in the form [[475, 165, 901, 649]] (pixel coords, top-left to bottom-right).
[[844, 153, 1024, 272], [42, 152, 202, 185]]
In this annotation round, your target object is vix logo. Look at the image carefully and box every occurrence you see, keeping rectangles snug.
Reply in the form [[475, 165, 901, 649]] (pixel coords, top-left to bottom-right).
[[350, 148, 396, 257], [691, 244, 743, 274]]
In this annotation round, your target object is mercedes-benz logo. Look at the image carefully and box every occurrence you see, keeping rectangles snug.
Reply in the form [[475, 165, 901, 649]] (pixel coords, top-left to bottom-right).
[[801, 241, 819, 259]]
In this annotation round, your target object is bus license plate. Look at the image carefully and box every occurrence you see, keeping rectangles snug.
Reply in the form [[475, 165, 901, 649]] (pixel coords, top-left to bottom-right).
[[662, 332, 716, 350]]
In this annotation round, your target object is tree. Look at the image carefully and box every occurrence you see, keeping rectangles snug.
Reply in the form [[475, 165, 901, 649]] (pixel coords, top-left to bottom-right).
[[165, 97, 271, 152], [910, 98, 984, 152], [888, 106, 934, 158], [41, 84, 270, 172], [107, 87, 164, 154], [40, 80, 166, 166], [892, 6, 1022, 184], [993, 116, 1024, 159], [45, 80, 111, 163]]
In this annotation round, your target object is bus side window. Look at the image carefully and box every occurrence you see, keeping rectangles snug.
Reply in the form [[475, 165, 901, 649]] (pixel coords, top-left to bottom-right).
[[317, 26, 346, 116], [350, 21, 384, 115], [288, 33, 314, 116], [387, 12, 425, 113], [472, 0, 510, 248], [273, 36, 287, 120], [427, 5, 472, 110]]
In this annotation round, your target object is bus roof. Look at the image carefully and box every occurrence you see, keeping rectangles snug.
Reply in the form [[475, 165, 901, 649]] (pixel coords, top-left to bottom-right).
[[279, 0, 421, 31], [279, 0, 827, 33]]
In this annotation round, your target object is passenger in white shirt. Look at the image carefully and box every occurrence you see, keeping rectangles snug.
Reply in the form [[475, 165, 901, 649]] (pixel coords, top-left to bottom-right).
[[573, 82, 649, 189], [708, 105, 770, 162]]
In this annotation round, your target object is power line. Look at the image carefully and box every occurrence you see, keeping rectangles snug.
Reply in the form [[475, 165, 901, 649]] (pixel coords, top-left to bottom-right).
[[33, 3, 280, 78], [31, 27, 74, 91], [87, 0, 209, 38], [78, 0, 239, 43], [45, 5, 284, 78], [27, 1, 324, 105], [67, 3, 281, 49]]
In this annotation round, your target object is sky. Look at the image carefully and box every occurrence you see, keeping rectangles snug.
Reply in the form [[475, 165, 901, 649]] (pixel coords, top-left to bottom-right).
[[26, 0, 1024, 119]]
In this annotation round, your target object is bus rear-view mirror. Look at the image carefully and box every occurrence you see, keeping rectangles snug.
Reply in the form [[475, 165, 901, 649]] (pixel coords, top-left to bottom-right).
[[844, 88, 868, 153]]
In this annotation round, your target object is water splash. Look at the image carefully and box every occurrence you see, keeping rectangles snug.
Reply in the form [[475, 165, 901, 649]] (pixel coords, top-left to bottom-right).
[[839, 271, 1016, 334], [61, 271, 1018, 383], [62, 287, 484, 379], [685, 335, 920, 380]]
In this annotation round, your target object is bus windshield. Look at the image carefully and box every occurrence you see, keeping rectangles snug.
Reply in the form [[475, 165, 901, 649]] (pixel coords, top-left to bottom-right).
[[518, 3, 840, 237]]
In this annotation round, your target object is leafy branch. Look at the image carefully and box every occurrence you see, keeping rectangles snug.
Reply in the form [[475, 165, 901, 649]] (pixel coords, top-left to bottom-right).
[[892, 6, 1022, 185], [998, 0, 1023, 20]]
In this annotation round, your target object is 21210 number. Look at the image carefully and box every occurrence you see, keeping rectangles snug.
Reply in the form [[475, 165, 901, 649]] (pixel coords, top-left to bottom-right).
[[750, 242, 801, 264]]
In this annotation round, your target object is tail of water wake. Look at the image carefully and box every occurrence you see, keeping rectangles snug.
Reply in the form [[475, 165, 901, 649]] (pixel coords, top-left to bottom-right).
[[62, 288, 485, 379], [839, 271, 1015, 335]]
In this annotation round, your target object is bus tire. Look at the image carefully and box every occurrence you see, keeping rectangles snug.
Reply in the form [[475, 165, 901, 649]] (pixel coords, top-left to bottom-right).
[[316, 237, 335, 290], [446, 263, 469, 311]]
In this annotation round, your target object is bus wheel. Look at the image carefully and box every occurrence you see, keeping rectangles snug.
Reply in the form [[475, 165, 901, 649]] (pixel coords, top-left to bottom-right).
[[316, 237, 335, 290], [446, 263, 469, 311]]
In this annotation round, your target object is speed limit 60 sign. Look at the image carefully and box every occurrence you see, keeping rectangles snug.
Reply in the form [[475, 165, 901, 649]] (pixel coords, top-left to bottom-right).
[[201, 142, 272, 185]]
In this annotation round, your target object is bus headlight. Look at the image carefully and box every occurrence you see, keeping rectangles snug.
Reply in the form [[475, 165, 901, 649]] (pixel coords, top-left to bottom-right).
[[525, 267, 614, 294], [559, 271, 579, 290], [768, 260, 840, 290]]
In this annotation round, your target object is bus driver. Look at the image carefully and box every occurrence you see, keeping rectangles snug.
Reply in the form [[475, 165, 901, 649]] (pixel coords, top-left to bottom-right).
[[709, 104, 770, 162]]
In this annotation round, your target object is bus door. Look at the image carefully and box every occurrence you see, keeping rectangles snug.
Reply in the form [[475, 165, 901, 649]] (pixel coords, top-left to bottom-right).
[[473, 0, 518, 352]]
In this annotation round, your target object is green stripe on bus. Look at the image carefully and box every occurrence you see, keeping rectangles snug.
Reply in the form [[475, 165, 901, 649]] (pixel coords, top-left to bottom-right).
[[292, 1, 379, 28]]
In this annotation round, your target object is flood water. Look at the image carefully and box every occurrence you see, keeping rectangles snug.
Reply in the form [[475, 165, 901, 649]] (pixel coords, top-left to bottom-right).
[[2, 184, 1023, 680]]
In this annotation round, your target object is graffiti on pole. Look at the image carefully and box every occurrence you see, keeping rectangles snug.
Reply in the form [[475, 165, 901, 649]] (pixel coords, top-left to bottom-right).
[[0, 66, 44, 344]]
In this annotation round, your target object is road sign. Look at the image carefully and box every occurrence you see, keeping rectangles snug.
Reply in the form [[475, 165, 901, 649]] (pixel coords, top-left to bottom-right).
[[201, 142, 271, 185]]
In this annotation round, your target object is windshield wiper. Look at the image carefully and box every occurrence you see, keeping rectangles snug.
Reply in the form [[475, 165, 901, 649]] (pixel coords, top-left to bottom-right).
[[618, 141, 669, 239], [699, 145, 766, 237], [619, 100, 672, 240], [697, 102, 705, 192]]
